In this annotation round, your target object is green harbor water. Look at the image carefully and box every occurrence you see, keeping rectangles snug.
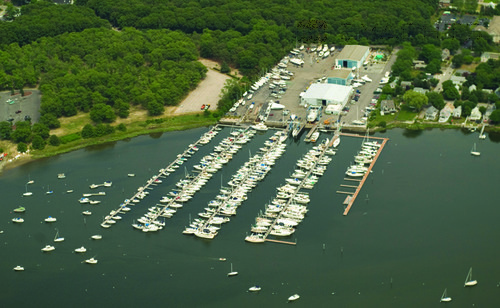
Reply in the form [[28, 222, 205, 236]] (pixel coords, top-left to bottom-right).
[[0, 127, 499, 307]]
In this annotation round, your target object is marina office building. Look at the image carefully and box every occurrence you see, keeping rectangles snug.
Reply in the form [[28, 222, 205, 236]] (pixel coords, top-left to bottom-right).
[[300, 83, 353, 114], [335, 45, 370, 69]]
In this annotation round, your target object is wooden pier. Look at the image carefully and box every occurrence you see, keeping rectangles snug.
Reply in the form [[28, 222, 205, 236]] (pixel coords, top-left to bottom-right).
[[264, 238, 296, 245], [342, 138, 389, 216]]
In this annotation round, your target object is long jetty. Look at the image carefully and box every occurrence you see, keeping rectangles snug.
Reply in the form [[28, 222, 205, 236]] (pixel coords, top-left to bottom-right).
[[260, 137, 333, 245], [100, 125, 222, 228], [340, 133, 389, 216]]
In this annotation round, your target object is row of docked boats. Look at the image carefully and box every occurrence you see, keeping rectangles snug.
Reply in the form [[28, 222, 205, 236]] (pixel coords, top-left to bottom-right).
[[345, 140, 381, 177], [132, 128, 256, 232], [100, 127, 224, 229], [184, 130, 288, 239], [245, 138, 335, 243]]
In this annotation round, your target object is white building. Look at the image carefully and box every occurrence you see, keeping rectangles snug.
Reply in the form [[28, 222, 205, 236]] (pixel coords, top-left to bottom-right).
[[300, 83, 353, 108]]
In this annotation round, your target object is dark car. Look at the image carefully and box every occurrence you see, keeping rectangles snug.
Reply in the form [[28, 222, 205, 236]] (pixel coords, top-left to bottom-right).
[[15, 110, 21, 114], [24, 115, 31, 121]]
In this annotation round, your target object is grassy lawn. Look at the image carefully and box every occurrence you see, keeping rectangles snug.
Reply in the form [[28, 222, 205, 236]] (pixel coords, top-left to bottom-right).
[[394, 107, 418, 122]]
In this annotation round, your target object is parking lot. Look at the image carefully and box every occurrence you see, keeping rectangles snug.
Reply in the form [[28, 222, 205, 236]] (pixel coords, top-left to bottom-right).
[[0, 90, 41, 124]]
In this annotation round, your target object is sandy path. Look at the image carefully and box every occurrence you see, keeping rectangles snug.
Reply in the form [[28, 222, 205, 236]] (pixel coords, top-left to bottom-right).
[[174, 59, 232, 114]]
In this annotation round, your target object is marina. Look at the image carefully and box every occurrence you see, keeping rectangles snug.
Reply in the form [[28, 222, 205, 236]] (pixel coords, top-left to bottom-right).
[[0, 127, 498, 307]]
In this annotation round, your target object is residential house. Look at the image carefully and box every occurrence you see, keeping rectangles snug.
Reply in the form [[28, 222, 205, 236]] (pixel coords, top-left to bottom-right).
[[450, 75, 466, 87], [439, 0, 451, 8], [425, 106, 439, 120], [400, 81, 412, 90], [413, 87, 428, 95], [480, 52, 500, 63], [413, 60, 426, 69], [469, 107, 482, 121], [380, 100, 396, 114], [441, 48, 450, 61], [469, 84, 477, 92], [453, 105, 462, 118], [439, 102, 455, 123]]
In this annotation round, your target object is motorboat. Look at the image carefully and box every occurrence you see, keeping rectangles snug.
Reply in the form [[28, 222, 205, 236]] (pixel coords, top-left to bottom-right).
[[288, 294, 300, 301], [44, 216, 57, 223], [13, 206, 25, 213], [89, 200, 101, 205], [58, 173, 66, 179], [91, 235, 102, 240], [74, 246, 87, 253], [251, 123, 268, 131], [249, 286, 261, 292], [82, 211, 92, 216], [104, 181, 112, 187], [85, 258, 98, 264], [127, 173, 135, 177], [79, 198, 90, 204], [41, 245, 55, 252], [13, 265, 24, 271], [310, 131, 320, 142]]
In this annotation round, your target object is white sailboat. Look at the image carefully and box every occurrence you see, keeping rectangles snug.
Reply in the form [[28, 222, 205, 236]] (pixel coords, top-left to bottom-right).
[[249, 285, 261, 292], [23, 184, 32, 197], [54, 229, 65, 242], [227, 263, 238, 276], [464, 267, 477, 287], [470, 143, 480, 156], [288, 294, 300, 301], [440, 288, 452, 302]]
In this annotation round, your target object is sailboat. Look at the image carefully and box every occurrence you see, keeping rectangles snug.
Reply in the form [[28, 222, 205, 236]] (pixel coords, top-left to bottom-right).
[[440, 288, 452, 302], [464, 267, 477, 287], [470, 143, 480, 156], [27, 175, 34, 185], [227, 263, 238, 276], [46, 185, 53, 195], [54, 229, 65, 242], [23, 184, 32, 197]]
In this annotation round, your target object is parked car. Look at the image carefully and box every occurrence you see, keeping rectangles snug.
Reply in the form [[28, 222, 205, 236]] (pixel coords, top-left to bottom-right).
[[201, 104, 206, 110], [204, 104, 210, 110], [15, 110, 21, 114]]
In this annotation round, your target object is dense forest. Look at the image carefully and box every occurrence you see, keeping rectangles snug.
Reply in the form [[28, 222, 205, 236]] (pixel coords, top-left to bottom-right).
[[77, 0, 440, 74]]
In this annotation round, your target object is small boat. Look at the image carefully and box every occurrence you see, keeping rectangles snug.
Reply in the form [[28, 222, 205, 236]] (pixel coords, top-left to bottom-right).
[[12, 217, 24, 223], [128, 174, 135, 177], [41, 245, 55, 252], [227, 263, 238, 277], [82, 210, 92, 216], [85, 257, 98, 264], [58, 173, 66, 179], [44, 216, 57, 223], [74, 246, 87, 253], [470, 143, 480, 156], [66, 190, 74, 193], [219, 257, 227, 262], [440, 288, 452, 302], [46, 185, 53, 195], [54, 230, 64, 242], [13, 265, 24, 271], [79, 198, 90, 204], [13, 206, 25, 213], [249, 286, 261, 292], [288, 294, 300, 301], [251, 123, 268, 131], [23, 184, 32, 197], [464, 267, 477, 287], [89, 200, 101, 205], [310, 131, 320, 143], [91, 235, 102, 240], [103, 181, 112, 187]]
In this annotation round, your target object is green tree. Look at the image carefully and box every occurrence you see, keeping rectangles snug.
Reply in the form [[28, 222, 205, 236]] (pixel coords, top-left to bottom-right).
[[403, 90, 428, 111], [443, 87, 460, 101], [147, 100, 164, 116], [0, 121, 13, 140], [31, 123, 50, 140], [489, 109, 500, 123], [39, 113, 61, 129], [426, 91, 445, 110], [48, 134, 61, 146], [220, 61, 230, 74], [31, 135, 46, 150], [81, 124, 95, 138], [17, 142, 27, 153], [116, 123, 127, 131], [441, 38, 460, 55], [11, 121, 31, 143], [90, 103, 116, 123]]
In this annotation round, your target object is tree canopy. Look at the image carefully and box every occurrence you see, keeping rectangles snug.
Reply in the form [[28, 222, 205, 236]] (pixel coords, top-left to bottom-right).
[[403, 90, 428, 111]]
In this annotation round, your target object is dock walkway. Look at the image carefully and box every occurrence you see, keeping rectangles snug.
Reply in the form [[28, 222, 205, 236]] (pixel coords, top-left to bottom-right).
[[341, 135, 388, 216]]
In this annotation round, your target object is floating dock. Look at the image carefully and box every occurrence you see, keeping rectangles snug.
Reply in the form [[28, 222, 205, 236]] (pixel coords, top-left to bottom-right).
[[341, 135, 389, 216]]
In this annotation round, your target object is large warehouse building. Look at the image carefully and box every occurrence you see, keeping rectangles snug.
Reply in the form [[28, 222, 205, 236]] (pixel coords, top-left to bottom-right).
[[335, 45, 370, 69], [300, 83, 353, 110]]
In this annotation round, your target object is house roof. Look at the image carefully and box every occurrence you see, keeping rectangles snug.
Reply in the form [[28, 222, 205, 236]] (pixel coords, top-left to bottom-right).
[[381, 100, 395, 109], [302, 83, 353, 102], [328, 69, 352, 79], [426, 106, 438, 114], [488, 16, 500, 37], [336, 45, 370, 62]]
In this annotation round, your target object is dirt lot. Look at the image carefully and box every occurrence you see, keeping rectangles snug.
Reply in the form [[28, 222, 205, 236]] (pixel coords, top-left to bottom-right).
[[174, 59, 232, 114]]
